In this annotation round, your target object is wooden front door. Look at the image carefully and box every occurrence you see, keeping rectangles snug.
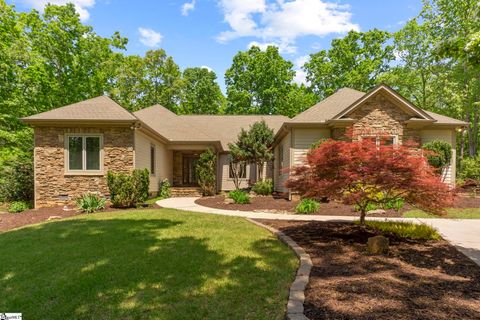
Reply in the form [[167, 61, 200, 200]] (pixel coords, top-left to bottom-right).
[[182, 155, 199, 186]]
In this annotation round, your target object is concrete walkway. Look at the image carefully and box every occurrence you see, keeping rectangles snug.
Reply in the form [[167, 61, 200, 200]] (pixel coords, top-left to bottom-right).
[[157, 197, 480, 266]]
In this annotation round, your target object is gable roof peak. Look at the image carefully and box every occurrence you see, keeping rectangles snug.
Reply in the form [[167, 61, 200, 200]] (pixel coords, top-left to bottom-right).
[[22, 95, 137, 123]]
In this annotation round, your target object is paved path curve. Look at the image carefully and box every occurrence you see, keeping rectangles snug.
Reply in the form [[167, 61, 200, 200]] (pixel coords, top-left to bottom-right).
[[157, 197, 480, 266]]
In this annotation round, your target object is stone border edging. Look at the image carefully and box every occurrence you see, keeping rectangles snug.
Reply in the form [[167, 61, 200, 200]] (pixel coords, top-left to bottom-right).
[[246, 218, 312, 320]]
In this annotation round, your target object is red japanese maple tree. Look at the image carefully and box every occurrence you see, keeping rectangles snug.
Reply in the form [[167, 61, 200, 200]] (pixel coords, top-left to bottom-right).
[[286, 139, 453, 224]]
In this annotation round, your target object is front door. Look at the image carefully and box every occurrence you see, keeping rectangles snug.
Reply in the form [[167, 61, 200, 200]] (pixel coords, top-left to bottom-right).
[[182, 156, 199, 186]]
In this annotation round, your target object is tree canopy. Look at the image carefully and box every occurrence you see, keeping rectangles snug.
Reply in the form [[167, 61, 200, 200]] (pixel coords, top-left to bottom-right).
[[304, 29, 394, 99]]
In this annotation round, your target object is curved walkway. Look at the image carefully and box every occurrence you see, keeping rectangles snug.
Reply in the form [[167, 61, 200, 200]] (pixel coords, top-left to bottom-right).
[[157, 197, 480, 266]]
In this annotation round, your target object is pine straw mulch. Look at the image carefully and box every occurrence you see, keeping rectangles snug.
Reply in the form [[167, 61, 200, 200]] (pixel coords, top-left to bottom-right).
[[255, 219, 480, 320]]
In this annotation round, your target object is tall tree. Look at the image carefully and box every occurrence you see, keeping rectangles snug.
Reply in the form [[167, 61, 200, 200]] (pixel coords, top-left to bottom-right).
[[111, 49, 183, 112], [225, 45, 295, 115], [421, 0, 480, 156], [179, 67, 224, 114], [379, 20, 437, 110], [304, 29, 394, 99]]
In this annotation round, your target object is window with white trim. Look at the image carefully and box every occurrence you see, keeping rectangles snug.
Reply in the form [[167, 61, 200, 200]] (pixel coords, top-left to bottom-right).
[[278, 145, 284, 169], [361, 135, 398, 146], [67, 135, 102, 172], [150, 144, 156, 175]]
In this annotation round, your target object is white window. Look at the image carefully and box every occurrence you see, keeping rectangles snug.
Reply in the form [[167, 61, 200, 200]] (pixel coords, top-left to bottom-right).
[[278, 145, 284, 169], [361, 135, 398, 146], [150, 144, 156, 175], [65, 134, 103, 174]]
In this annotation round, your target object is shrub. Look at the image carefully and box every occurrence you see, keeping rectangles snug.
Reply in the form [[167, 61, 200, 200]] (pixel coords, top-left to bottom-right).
[[422, 140, 452, 169], [158, 178, 171, 199], [287, 139, 452, 224], [459, 157, 480, 180], [196, 149, 217, 196], [361, 221, 441, 240], [106, 169, 150, 207], [228, 189, 250, 204], [76, 193, 106, 213], [8, 201, 30, 213], [252, 179, 273, 195], [0, 156, 34, 203], [295, 198, 320, 214]]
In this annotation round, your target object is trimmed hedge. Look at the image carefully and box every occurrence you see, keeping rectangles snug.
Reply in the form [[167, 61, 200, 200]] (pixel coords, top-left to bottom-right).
[[106, 169, 149, 208]]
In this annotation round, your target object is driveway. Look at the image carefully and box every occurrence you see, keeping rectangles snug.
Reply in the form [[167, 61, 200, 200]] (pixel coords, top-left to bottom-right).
[[158, 197, 480, 266]]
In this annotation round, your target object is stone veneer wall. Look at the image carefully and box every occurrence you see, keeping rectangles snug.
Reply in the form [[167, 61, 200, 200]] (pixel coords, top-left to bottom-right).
[[34, 126, 134, 207], [334, 92, 421, 143]]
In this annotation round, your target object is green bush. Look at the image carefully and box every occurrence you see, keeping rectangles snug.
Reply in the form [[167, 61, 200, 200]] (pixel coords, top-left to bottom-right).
[[422, 140, 452, 169], [228, 190, 250, 204], [106, 169, 150, 208], [159, 178, 171, 199], [252, 179, 273, 195], [295, 198, 320, 214], [361, 221, 441, 240], [8, 201, 30, 213], [196, 149, 217, 196], [0, 156, 34, 203], [76, 193, 106, 213], [459, 157, 480, 180]]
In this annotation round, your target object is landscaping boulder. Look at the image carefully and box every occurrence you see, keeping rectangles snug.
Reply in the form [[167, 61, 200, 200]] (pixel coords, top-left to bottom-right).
[[367, 235, 389, 254], [224, 198, 235, 204]]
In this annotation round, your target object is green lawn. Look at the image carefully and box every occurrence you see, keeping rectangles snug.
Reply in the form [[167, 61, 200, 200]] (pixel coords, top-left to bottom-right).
[[403, 207, 480, 219], [0, 209, 297, 320]]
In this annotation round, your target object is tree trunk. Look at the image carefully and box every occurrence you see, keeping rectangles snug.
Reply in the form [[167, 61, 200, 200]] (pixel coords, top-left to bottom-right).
[[257, 162, 264, 182], [359, 210, 366, 225]]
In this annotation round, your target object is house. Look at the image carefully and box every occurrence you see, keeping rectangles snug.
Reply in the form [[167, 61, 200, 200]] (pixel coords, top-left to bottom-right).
[[23, 84, 467, 208]]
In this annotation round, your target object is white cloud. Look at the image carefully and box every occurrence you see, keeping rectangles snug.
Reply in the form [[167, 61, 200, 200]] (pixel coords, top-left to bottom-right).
[[19, 0, 95, 21], [247, 40, 297, 54], [201, 65, 213, 72], [293, 55, 310, 85], [181, 0, 196, 16], [217, 0, 267, 42], [138, 27, 163, 47], [217, 0, 359, 50]]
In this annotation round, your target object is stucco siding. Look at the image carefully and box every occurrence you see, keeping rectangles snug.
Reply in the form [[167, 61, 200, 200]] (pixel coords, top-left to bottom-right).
[[291, 128, 330, 166], [420, 129, 456, 185], [134, 130, 172, 193]]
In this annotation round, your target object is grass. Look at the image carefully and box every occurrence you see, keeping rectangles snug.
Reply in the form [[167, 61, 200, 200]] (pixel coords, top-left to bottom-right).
[[403, 207, 480, 219], [360, 220, 441, 240], [0, 209, 297, 320], [144, 196, 165, 205]]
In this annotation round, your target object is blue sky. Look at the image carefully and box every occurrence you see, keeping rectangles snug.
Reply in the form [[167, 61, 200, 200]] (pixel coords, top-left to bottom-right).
[[9, 0, 422, 90]]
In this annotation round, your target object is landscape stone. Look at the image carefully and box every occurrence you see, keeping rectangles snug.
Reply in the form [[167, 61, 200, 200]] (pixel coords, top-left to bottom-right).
[[367, 235, 389, 254]]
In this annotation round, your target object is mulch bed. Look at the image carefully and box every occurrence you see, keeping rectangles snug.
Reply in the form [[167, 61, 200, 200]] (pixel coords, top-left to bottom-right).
[[454, 192, 480, 208], [255, 219, 480, 320], [196, 192, 479, 217], [195, 195, 408, 217], [0, 204, 160, 233]]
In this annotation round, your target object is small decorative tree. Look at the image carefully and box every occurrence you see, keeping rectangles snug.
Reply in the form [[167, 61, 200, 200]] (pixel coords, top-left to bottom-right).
[[196, 149, 216, 196], [286, 139, 453, 224], [228, 120, 274, 182], [228, 148, 247, 190]]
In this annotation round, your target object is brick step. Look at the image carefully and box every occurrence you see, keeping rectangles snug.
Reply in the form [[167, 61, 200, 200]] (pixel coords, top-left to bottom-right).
[[170, 187, 203, 197]]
